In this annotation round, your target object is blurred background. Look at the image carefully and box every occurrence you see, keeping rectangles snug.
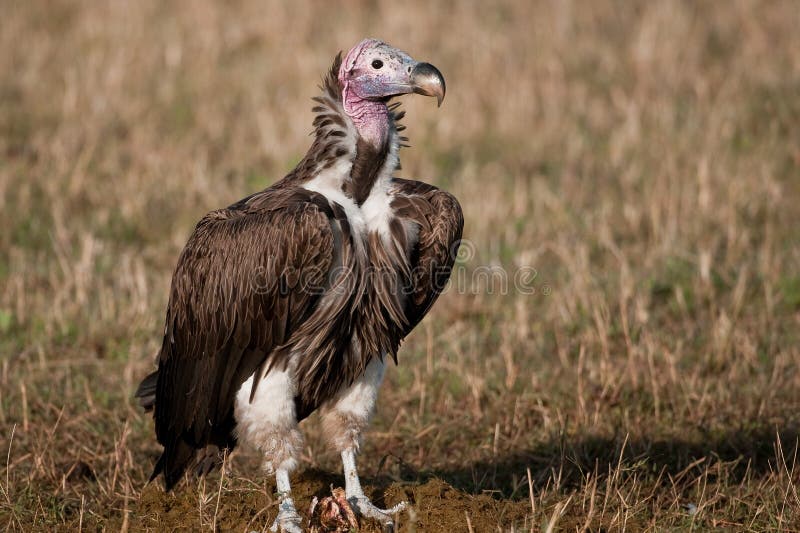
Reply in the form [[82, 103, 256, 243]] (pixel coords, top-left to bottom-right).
[[1, 0, 799, 530]]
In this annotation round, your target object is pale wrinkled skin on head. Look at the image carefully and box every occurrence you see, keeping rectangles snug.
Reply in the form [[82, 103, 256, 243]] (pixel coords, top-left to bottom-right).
[[339, 39, 417, 107]]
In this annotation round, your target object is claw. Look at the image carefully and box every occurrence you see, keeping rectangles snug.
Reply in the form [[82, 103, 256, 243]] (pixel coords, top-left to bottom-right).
[[340, 449, 408, 531], [348, 496, 407, 531]]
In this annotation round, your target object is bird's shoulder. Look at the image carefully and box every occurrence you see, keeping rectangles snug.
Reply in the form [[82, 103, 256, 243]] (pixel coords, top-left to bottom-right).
[[389, 178, 463, 228], [171, 186, 338, 285], [186, 186, 335, 245], [207, 186, 335, 226]]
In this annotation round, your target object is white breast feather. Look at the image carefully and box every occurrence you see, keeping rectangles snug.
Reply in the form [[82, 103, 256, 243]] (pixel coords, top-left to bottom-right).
[[305, 130, 401, 242]]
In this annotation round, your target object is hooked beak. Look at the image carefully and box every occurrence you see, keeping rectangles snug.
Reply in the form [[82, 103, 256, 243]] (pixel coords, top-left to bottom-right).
[[411, 62, 446, 107]]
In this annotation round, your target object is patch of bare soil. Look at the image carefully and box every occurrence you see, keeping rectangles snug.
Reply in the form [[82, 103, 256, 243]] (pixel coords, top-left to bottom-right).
[[134, 468, 529, 532]]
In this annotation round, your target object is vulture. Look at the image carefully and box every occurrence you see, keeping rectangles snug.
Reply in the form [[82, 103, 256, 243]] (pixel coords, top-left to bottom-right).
[[136, 39, 463, 532]]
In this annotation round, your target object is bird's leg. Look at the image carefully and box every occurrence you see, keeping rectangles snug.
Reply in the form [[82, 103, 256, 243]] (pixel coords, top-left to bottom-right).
[[234, 367, 304, 533], [342, 447, 407, 525], [321, 358, 407, 529], [269, 468, 302, 533]]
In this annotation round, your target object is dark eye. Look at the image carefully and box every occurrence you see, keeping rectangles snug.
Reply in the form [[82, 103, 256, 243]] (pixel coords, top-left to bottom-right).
[[371, 59, 383, 69]]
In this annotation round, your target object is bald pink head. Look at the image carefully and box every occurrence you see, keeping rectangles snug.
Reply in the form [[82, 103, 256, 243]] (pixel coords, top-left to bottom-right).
[[337, 39, 445, 147]]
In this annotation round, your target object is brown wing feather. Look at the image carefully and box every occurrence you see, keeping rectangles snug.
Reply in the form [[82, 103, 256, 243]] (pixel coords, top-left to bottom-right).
[[390, 178, 464, 336], [149, 187, 335, 489]]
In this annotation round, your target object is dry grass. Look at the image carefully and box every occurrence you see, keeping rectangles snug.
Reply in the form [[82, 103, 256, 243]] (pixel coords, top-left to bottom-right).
[[2, 0, 800, 531]]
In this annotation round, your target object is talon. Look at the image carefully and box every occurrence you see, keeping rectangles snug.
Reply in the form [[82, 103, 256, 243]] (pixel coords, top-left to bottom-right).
[[340, 449, 407, 530], [348, 496, 408, 528]]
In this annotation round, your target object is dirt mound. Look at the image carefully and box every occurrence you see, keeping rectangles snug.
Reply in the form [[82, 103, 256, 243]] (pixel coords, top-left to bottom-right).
[[134, 469, 529, 532], [384, 478, 529, 532]]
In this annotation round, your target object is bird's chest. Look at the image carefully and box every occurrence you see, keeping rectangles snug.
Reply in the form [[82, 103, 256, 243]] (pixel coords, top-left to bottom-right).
[[305, 177, 413, 256], [335, 183, 400, 245], [340, 190, 418, 280], [302, 165, 417, 337], [343, 191, 394, 245]]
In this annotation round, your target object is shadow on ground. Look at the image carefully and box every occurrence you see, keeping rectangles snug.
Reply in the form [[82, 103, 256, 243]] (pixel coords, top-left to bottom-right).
[[423, 426, 800, 501], [131, 426, 798, 531]]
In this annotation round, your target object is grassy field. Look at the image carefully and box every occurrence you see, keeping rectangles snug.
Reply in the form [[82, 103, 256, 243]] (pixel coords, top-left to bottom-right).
[[2, 0, 800, 531]]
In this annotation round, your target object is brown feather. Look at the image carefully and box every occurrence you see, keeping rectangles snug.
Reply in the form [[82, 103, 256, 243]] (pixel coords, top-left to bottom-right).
[[149, 188, 336, 489], [139, 52, 464, 490], [390, 179, 465, 334]]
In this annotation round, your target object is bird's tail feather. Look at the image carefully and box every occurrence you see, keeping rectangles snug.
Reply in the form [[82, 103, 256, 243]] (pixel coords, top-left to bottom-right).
[[135, 370, 158, 412], [137, 369, 207, 490], [151, 439, 196, 491]]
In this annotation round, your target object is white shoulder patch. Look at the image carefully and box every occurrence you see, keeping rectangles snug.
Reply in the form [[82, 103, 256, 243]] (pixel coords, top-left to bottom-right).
[[360, 131, 401, 239], [303, 158, 368, 238], [302, 129, 401, 242]]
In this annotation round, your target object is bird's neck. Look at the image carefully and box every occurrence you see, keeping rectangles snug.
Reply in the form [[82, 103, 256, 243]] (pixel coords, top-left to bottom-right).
[[341, 95, 395, 205], [344, 96, 390, 149], [278, 78, 397, 206]]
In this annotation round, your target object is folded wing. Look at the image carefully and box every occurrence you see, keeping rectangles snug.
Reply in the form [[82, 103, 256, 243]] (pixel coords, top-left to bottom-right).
[[147, 188, 336, 489], [391, 178, 464, 336]]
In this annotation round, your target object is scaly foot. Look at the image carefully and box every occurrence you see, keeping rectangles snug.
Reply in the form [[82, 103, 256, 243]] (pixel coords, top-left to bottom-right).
[[269, 499, 302, 533], [348, 496, 407, 531]]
